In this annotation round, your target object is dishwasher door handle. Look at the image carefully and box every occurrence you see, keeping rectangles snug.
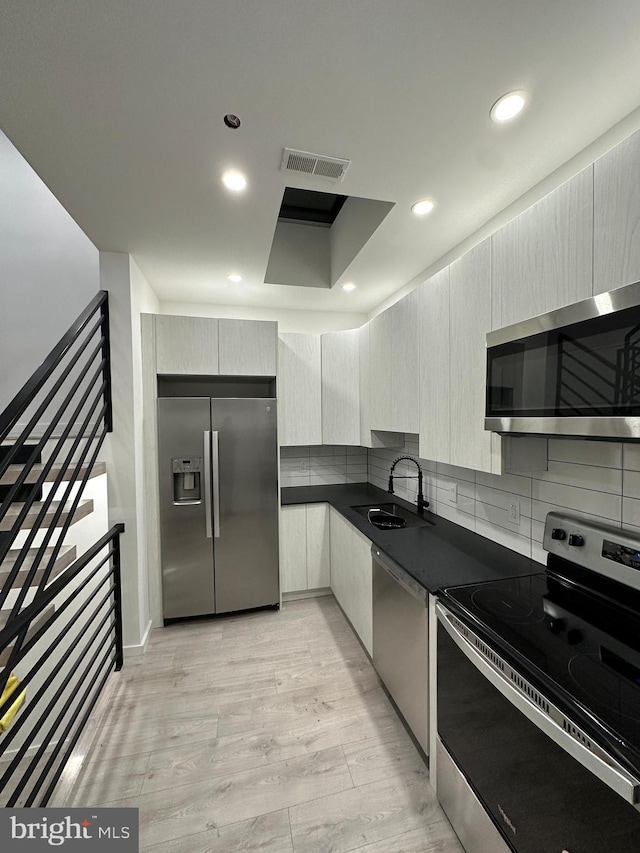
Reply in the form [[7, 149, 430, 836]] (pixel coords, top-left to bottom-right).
[[371, 546, 427, 605]]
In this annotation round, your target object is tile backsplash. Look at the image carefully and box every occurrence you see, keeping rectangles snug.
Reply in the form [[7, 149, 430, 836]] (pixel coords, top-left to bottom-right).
[[280, 445, 367, 487], [369, 435, 640, 565], [282, 436, 640, 565]]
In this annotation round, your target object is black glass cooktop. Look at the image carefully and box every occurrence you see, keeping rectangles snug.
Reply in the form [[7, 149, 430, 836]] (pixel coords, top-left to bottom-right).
[[442, 570, 640, 774]]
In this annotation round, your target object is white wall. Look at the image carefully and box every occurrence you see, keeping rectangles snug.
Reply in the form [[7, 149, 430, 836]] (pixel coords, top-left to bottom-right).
[[0, 131, 99, 410], [129, 258, 159, 645], [160, 301, 366, 334], [99, 252, 158, 651]]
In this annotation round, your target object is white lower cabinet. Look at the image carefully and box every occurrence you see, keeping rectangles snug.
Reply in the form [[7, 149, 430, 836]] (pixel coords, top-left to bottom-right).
[[279, 503, 330, 593], [279, 505, 307, 593], [280, 503, 373, 655], [306, 503, 330, 588], [329, 507, 373, 655]]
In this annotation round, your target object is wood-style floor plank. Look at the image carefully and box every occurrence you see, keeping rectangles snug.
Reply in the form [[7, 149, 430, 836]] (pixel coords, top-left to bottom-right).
[[141, 810, 293, 853], [141, 699, 406, 795], [216, 676, 383, 738], [66, 752, 151, 808], [64, 597, 463, 853], [274, 656, 376, 694], [343, 822, 465, 853], [288, 774, 442, 853], [110, 746, 353, 848], [342, 733, 427, 787]]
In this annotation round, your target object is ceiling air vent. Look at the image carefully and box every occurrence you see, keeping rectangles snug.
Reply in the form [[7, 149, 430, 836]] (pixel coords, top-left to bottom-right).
[[281, 148, 350, 182]]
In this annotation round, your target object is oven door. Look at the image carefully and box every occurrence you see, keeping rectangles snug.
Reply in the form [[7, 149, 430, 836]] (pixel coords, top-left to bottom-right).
[[436, 602, 640, 853]]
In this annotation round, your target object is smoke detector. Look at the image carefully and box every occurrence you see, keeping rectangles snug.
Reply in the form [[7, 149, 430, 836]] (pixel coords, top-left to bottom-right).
[[281, 148, 350, 182]]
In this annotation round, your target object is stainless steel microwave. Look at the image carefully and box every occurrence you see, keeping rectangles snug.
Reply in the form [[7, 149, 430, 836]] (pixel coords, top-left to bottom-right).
[[485, 280, 640, 439]]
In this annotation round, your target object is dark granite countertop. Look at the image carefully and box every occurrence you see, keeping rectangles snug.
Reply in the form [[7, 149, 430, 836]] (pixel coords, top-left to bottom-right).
[[281, 483, 539, 594]]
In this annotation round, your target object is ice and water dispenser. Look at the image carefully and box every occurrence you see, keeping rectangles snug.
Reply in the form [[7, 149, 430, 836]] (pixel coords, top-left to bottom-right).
[[172, 457, 202, 504]]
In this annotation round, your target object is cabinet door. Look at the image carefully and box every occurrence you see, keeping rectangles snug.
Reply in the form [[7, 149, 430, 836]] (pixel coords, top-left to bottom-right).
[[321, 329, 360, 445], [278, 333, 322, 446], [449, 241, 493, 473], [390, 289, 419, 434], [369, 291, 419, 434], [218, 319, 277, 376], [358, 323, 371, 446], [418, 268, 450, 463], [368, 308, 393, 431], [279, 505, 307, 592], [155, 315, 219, 375], [594, 130, 640, 294], [491, 167, 593, 329], [329, 508, 372, 655], [306, 503, 330, 588]]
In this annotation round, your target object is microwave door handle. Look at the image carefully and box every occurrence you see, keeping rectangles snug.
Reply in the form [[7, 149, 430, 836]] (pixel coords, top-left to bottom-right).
[[203, 431, 212, 539], [436, 602, 640, 808], [211, 430, 221, 538]]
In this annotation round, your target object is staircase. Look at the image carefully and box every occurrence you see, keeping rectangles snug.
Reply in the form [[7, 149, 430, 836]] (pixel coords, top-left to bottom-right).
[[0, 291, 125, 808]]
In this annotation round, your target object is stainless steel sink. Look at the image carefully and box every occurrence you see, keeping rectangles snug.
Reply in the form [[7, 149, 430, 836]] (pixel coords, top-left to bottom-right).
[[351, 502, 428, 530]]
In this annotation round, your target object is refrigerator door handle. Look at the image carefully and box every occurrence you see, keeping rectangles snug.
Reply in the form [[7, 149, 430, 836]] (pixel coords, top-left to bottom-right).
[[211, 430, 221, 538], [203, 430, 213, 539]]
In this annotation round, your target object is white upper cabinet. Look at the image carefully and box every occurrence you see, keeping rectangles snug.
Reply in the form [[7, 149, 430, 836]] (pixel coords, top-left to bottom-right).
[[369, 290, 419, 433], [358, 323, 371, 446], [491, 167, 593, 329], [418, 267, 450, 464], [321, 329, 360, 445], [155, 315, 219, 375], [391, 289, 420, 433], [155, 314, 276, 377], [594, 130, 640, 294], [278, 333, 322, 446], [449, 240, 494, 474], [368, 308, 393, 431], [218, 319, 277, 376]]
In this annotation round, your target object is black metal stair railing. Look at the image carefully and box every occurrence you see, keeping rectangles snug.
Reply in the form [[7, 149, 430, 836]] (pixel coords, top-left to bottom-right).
[[0, 290, 125, 807]]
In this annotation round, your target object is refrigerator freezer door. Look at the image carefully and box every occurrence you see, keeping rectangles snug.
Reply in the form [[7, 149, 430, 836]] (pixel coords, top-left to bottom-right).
[[211, 398, 279, 613], [158, 397, 215, 619]]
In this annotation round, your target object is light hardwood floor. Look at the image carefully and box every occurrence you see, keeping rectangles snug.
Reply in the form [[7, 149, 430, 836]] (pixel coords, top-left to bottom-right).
[[64, 597, 464, 853]]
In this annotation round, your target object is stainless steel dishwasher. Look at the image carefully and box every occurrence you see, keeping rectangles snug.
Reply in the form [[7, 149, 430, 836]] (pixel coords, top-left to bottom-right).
[[372, 545, 429, 755]]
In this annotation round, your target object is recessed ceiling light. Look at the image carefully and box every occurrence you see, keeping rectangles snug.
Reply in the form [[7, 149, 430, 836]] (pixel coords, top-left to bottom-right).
[[411, 199, 435, 216], [490, 90, 528, 123], [227, 273, 243, 283], [221, 170, 247, 192], [342, 282, 356, 292]]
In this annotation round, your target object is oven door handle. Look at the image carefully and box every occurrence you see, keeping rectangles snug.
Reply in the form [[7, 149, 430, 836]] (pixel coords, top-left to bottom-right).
[[436, 602, 640, 808]]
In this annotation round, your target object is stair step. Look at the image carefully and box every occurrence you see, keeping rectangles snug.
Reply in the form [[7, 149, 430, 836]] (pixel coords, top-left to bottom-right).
[[0, 460, 106, 487], [0, 604, 56, 666], [0, 545, 77, 588], [0, 499, 94, 532]]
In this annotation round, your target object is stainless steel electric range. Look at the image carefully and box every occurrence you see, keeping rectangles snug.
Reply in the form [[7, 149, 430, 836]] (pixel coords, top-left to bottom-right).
[[436, 511, 640, 853]]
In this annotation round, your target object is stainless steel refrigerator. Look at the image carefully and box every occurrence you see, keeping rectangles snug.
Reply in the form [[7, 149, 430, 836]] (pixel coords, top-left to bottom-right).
[[158, 397, 279, 620]]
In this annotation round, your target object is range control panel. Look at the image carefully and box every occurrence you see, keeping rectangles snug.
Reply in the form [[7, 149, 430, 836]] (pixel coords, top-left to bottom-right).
[[602, 539, 640, 570], [543, 511, 640, 593]]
